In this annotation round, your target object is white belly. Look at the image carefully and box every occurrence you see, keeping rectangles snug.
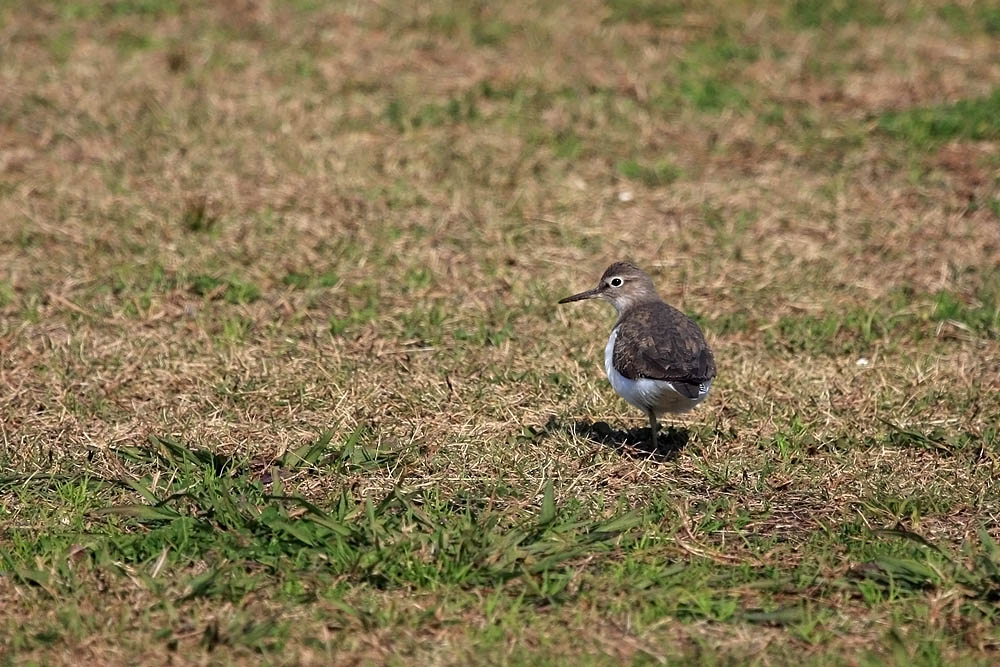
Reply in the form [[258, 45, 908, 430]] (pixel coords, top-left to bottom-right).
[[604, 328, 711, 417]]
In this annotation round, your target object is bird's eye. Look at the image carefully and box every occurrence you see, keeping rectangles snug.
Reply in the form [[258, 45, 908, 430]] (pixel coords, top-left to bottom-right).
[[609, 277, 623, 287]]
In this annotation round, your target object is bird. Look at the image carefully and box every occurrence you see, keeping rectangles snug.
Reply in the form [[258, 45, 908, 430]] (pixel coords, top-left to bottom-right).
[[558, 261, 716, 449]]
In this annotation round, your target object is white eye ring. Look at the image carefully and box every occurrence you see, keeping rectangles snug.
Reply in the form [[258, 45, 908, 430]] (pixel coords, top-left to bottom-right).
[[609, 277, 623, 287]]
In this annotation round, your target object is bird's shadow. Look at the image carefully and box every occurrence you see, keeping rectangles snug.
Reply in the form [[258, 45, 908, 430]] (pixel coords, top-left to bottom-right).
[[574, 420, 689, 461], [527, 416, 689, 461]]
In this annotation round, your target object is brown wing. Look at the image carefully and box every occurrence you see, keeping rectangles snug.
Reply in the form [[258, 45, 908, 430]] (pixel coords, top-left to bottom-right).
[[612, 302, 716, 392]]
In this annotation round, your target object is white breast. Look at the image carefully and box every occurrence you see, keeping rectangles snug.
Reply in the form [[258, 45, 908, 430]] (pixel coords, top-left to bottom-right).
[[604, 327, 711, 417]]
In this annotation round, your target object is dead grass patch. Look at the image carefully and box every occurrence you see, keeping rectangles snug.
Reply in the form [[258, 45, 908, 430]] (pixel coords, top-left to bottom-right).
[[2, 0, 999, 663]]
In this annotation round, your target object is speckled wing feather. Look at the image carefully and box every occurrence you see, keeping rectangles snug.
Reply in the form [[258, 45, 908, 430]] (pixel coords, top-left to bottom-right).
[[612, 301, 716, 395]]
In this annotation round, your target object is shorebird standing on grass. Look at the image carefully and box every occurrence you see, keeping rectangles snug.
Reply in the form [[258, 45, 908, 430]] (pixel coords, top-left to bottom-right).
[[559, 261, 716, 449]]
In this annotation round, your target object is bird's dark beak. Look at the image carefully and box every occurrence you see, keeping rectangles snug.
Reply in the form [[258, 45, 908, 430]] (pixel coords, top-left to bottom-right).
[[558, 287, 601, 304]]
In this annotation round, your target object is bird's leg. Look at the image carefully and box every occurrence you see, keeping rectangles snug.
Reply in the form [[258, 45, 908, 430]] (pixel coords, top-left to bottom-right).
[[647, 409, 659, 450]]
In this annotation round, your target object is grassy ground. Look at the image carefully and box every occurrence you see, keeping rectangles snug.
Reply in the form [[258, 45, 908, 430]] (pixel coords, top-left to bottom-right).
[[2, 0, 999, 664]]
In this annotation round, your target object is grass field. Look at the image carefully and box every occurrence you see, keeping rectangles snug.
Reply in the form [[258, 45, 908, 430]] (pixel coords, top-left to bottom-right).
[[2, 0, 1000, 664]]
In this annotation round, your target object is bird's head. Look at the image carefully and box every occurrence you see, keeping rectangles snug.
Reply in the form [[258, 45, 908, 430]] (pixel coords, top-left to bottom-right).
[[558, 261, 660, 314]]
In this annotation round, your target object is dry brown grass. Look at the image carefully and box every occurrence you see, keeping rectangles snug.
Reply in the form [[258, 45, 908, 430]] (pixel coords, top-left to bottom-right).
[[2, 0, 999, 664]]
